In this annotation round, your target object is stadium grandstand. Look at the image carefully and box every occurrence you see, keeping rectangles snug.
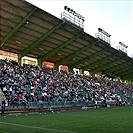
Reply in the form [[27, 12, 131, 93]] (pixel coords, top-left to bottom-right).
[[0, 0, 133, 114]]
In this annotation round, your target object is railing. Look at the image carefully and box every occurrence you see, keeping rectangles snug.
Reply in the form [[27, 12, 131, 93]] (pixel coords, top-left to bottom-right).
[[95, 33, 111, 45], [61, 12, 84, 30], [7, 100, 116, 109]]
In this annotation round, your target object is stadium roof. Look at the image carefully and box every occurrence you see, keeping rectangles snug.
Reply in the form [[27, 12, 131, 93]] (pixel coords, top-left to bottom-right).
[[1, 0, 133, 82]]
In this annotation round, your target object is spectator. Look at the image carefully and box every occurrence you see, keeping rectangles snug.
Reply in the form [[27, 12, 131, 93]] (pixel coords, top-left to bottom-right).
[[0, 59, 132, 109], [1, 98, 6, 116]]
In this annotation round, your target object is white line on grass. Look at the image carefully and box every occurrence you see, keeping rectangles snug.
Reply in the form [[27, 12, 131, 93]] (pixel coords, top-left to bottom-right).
[[0, 122, 78, 133]]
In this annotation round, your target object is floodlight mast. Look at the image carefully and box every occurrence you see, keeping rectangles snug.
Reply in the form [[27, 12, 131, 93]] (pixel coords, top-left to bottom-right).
[[116, 42, 128, 54], [61, 6, 85, 30], [95, 28, 111, 45]]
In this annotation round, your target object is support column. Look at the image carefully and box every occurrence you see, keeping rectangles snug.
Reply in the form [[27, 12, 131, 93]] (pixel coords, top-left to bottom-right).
[[79, 69, 83, 75], [55, 64, 59, 71], [38, 57, 43, 67], [18, 54, 22, 66], [69, 67, 73, 73], [89, 71, 95, 77], [1, 8, 37, 46]]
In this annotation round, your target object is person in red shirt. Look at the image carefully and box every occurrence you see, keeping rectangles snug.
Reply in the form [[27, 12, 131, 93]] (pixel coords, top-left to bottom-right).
[[18, 94, 23, 101]]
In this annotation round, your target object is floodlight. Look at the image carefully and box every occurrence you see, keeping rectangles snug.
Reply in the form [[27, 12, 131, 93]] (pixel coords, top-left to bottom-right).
[[78, 15, 81, 19], [73, 11, 75, 15], [64, 6, 67, 10], [69, 9, 73, 13], [67, 7, 70, 12], [82, 17, 85, 22], [74, 12, 78, 16], [81, 16, 84, 21], [77, 14, 80, 18], [98, 28, 102, 32]]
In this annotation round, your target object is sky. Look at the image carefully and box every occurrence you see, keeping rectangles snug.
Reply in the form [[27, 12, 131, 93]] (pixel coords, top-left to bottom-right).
[[26, 0, 133, 57]]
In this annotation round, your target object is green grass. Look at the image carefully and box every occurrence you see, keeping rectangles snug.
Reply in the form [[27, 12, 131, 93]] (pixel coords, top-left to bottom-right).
[[0, 106, 133, 133]]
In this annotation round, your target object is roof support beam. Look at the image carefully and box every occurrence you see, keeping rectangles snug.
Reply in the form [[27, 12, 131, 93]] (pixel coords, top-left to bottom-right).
[[93, 57, 123, 73], [116, 67, 131, 75], [70, 46, 110, 69], [1, 8, 37, 47], [127, 75, 133, 79], [126, 78, 133, 82], [112, 64, 132, 75], [99, 56, 127, 74], [121, 72, 133, 79], [55, 40, 98, 66], [102, 61, 127, 74], [81, 52, 118, 71], [117, 68, 132, 77], [38, 32, 83, 62], [19, 21, 63, 59], [122, 78, 132, 82], [119, 72, 132, 80], [126, 75, 133, 80]]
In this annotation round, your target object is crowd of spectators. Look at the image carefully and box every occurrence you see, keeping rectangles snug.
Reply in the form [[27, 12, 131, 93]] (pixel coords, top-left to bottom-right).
[[0, 59, 133, 108]]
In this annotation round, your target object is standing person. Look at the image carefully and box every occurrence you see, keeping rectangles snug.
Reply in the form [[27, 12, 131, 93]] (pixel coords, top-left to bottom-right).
[[94, 99, 98, 108], [103, 97, 107, 107], [119, 98, 122, 106], [1, 99, 6, 116]]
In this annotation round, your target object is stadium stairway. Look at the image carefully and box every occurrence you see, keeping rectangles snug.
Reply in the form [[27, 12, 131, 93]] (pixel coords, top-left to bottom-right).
[[0, 89, 5, 102]]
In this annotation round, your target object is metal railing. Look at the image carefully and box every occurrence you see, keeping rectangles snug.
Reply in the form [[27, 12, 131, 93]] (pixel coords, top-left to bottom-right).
[[95, 33, 111, 45], [61, 12, 84, 30]]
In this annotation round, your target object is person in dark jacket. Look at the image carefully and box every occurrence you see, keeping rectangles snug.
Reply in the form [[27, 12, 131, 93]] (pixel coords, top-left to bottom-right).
[[1, 99, 6, 116]]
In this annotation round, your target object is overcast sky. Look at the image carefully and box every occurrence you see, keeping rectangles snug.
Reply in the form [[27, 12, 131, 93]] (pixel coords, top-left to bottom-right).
[[26, 0, 133, 57]]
